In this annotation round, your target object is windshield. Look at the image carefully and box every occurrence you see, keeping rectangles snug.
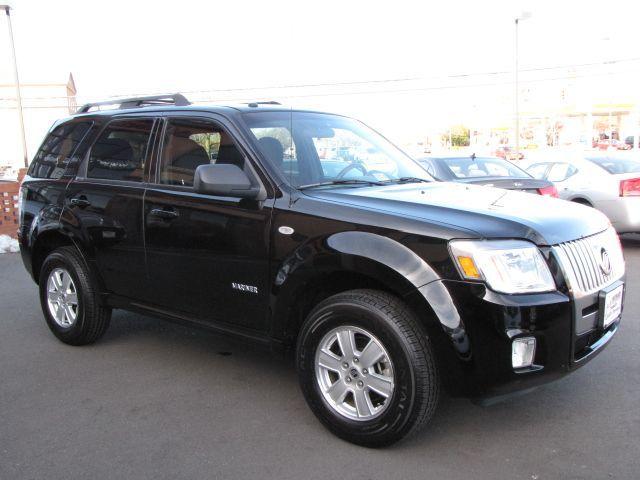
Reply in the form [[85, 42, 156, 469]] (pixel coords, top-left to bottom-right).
[[436, 156, 530, 179], [243, 111, 431, 188], [586, 157, 640, 174]]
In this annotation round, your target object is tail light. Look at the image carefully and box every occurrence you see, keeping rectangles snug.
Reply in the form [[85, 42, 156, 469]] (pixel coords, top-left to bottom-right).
[[537, 185, 559, 197], [620, 178, 640, 197]]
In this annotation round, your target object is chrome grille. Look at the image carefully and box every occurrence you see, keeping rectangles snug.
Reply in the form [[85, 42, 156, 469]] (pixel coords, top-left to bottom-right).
[[553, 227, 625, 295]]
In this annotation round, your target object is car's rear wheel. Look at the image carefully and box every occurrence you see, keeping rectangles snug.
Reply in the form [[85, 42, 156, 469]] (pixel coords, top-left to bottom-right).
[[39, 246, 111, 345], [297, 289, 439, 447]]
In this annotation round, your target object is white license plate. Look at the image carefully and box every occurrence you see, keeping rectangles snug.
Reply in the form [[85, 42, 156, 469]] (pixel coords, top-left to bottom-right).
[[602, 284, 624, 328]]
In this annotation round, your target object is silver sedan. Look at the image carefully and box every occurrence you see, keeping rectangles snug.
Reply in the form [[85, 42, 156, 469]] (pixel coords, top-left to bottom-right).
[[526, 154, 640, 233]]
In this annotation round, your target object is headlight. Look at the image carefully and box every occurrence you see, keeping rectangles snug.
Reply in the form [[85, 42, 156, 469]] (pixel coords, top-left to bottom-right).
[[449, 239, 555, 294]]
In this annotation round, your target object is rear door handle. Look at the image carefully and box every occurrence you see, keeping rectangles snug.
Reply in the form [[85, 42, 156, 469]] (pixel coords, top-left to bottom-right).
[[70, 197, 91, 208], [149, 208, 179, 220]]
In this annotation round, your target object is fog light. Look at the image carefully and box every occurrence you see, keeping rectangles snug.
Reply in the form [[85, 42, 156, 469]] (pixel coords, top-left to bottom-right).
[[512, 337, 536, 369]]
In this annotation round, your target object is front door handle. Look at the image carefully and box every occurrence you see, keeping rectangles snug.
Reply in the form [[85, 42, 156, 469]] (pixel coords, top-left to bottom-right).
[[70, 196, 91, 208], [149, 208, 179, 220]]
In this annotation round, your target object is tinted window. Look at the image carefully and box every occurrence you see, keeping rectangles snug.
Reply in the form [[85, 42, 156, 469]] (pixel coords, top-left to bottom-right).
[[29, 122, 92, 179], [159, 118, 244, 187], [586, 157, 640, 174], [87, 119, 154, 182], [547, 163, 577, 182]]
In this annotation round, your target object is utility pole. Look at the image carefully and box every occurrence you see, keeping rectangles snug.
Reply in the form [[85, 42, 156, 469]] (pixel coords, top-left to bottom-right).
[[514, 12, 531, 159], [1, 4, 28, 168]]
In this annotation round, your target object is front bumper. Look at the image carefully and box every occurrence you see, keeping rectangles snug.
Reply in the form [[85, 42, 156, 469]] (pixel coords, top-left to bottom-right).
[[421, 277, 623, 401]]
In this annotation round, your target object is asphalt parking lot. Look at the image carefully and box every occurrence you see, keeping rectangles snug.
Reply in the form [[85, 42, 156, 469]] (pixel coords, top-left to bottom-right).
[[1, 238, 639, 480]]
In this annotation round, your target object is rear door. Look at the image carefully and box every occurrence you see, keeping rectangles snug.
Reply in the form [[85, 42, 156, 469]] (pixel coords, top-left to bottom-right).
[[143, 113, 274, 333], [64, 116, 158, 300]]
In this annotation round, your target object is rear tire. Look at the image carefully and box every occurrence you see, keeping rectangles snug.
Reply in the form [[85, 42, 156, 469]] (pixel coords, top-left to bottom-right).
[[296, 289, 439, 447], [39, 246, 111, 345]]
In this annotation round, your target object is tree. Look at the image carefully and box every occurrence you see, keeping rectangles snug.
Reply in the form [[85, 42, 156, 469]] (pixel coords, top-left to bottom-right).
[[450, 125, 470, 147]]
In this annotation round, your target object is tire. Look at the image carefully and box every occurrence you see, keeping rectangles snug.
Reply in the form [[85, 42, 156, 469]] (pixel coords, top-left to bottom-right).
[[296, 289, 439, 447], [39, 246, 111, 346]]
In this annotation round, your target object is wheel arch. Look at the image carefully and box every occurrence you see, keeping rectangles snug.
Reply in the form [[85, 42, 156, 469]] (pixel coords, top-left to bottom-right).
[[569, 196, 593, 207], [270, 232, 467, 359], [30, 228, 99, 290]]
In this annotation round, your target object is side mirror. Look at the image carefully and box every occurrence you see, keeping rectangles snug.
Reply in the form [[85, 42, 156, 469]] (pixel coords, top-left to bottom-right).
[[193, 164, 263, 199]]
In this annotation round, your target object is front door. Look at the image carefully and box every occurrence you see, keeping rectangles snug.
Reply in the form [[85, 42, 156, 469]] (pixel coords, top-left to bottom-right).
[[143, 115, 273, 332]]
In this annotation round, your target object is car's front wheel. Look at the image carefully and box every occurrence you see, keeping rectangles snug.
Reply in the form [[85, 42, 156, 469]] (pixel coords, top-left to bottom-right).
[[39, 246, 111, 345], [296, 289, 439, 447]]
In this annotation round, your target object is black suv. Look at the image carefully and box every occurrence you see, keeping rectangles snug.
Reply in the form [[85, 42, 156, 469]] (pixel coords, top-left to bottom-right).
[[19, 94, 626, 446]]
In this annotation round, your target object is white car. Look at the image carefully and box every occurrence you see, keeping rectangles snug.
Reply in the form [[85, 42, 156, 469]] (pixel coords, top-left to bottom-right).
[[526, 155, 640, 233]]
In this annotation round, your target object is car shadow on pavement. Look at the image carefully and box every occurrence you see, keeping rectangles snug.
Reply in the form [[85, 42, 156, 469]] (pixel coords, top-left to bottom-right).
[[620, 233, 640, 249], [98, 307, 596, 451]]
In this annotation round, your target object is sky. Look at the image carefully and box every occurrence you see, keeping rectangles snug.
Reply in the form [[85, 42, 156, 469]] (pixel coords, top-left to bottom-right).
[[0, 0, 639, 143]]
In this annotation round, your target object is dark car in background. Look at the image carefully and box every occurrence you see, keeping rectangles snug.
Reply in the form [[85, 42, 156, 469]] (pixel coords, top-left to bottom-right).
[[418, 155, 558, 197]]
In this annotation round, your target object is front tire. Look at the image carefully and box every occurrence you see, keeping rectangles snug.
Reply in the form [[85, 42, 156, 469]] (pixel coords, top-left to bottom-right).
[[296, 289, 439, 447], [39, 246, 111, 345]]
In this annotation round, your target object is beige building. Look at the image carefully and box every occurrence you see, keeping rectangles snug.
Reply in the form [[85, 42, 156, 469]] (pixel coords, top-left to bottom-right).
[[0, 73, 77, 175]]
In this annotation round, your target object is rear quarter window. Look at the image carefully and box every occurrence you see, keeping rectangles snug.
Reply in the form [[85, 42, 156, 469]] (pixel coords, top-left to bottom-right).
[[29, 122, 92, 179]]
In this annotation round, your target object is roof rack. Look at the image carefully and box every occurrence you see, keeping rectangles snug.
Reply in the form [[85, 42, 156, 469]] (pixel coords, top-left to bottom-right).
[[245, 101, 281, 107], [76, 93, 190, 114]]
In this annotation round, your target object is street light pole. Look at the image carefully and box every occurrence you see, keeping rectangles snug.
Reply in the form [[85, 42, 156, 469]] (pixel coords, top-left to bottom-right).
[[1, 4, 28, 168], [514, 12, 531, 159]]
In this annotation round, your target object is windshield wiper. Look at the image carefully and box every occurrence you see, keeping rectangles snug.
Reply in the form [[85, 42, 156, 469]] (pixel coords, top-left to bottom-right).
[[380, 177, 431, 185], [298, 179, 385, 190]]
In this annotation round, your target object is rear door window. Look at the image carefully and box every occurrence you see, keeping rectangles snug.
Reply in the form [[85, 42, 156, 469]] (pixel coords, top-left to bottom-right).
[[527, 163, 550, 179], [87, 119, 154, 182], [547, 163, 577, 182], [29, 122, 92, 179]]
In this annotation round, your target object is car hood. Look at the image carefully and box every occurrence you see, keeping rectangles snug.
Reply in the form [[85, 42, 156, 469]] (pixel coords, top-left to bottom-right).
[[304, 182, 610, 245]]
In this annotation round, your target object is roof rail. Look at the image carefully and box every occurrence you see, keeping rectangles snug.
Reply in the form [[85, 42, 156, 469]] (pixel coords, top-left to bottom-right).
[[76, 93, 190, 114], [245, 101, 281, 107]]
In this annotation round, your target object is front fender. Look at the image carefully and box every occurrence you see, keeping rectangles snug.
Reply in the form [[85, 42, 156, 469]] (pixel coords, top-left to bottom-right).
[[270, 231, 471, 359]]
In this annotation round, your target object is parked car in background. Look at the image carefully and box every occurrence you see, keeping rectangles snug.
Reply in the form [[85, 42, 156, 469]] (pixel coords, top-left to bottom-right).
[[594, 139, 631, 151], [526, 155, 640, 233], [419, 155, 558, 196], [494, 145, 524, 160]]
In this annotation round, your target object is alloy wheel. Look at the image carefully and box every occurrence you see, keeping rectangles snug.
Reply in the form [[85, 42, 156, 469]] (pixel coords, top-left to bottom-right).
[[46, 267, 79, 327], [314, 326, 395, 421]]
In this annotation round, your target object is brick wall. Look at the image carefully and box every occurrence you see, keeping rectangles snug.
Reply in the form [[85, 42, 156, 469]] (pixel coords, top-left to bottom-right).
[[0, 169, 26, 239]]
